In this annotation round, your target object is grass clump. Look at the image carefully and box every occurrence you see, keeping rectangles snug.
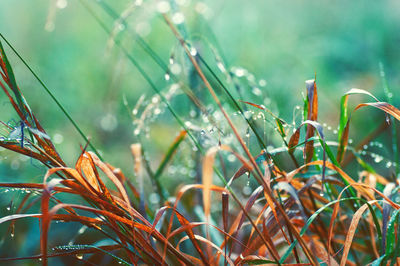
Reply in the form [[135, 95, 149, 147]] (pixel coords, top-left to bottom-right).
[[1, 2, 400, 265]]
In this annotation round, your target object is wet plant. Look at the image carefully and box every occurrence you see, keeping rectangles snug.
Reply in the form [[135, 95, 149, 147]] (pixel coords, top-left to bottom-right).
[[1, 1, 400, 265]]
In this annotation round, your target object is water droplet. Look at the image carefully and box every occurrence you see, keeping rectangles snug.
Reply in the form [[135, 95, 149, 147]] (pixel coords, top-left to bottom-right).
[[100, 113, 118, 132], [195, 2, 209, 14], [386, 115, 391, 124], [157, 1, 170, 13], [363, 145, 368, 150], [164, 73, 170, 81], [170, 63, 182, 75], [234, 68, 245, 77], [6, 206, 10, 211], [189, 110, 197, 117], [200, 130, 206, 135], [319, 191, 324, 197], [172, 12, 185, 24], [386, 161, 392, 168], [10, 232, 14, 238], [217, 62, 226, 72], [56, 0, 68, 9], [78, 226, 87, 234], [117, 23, 125, 31], [154, 108, 161, 115], [189, 170, 196, 178], [149, 193, 160, 204], [53, 133, 64, 144], [227, 154, 236, 162], [245, 128, 250, 138], [242, 185, 252, 196], [135, 22, 151, 36], [374, 156, 383, 163], [45, 21, 55, 32], [168, 165, 177, 174], [190, 47, 197, 56], [252, 87, 262, 96], [76, 254, 83, 260]]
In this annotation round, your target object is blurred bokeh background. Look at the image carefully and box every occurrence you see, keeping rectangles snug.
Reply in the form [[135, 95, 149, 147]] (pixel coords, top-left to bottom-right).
[[0, 0, 399, 261]]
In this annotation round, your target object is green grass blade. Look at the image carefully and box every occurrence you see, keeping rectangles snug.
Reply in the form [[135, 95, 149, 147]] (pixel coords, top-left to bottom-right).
[[386, 209, 400, 256], [54, 244, 130, 265], [0, 34, 102, 160], [380, 63, 399, 176]]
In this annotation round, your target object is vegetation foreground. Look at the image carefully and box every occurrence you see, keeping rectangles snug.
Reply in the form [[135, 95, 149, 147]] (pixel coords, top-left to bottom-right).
[[1, 5, 400, 266]]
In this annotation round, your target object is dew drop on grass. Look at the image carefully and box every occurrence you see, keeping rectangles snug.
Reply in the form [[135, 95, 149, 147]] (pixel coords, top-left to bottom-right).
[[252, 87, 262, 96], [190, 47, 198, 56], [386, 114, 391, 124], [259, 79, 267, 87], [386, 161, 392, 168], [172, 12, 185, 24], [227, 154, 236, 162], [189, 110, 197, 117], [374, 156, 383, 163], [53, 133, 64, 144], [157, 1, 170, 13], [217, 62, 226, 72], [170, 63, 182, 75], [78, 226, 87, 235], [245, 128, 250, 138], [149, 193, 160, 204], [11, 160, 20, 170], [56, 0, 68, 9], [154, 108, 161, 115], [189, 170, 196, 178], [136, 22, 151, 36], [10, 232, 14, 238], [164, 73, 170, 81], [242, 185, 252, 196], [100, 113, 118, 132]]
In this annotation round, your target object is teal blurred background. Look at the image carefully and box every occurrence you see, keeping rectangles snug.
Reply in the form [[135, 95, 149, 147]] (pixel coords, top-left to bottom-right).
[[0, 0, 399, 261]]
